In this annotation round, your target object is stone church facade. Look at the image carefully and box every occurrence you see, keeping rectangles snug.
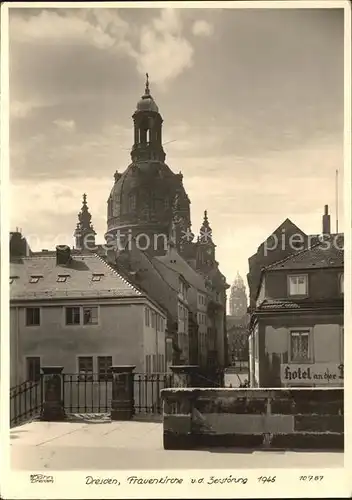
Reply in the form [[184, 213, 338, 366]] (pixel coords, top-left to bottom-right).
[[75, 76, 229, 375]]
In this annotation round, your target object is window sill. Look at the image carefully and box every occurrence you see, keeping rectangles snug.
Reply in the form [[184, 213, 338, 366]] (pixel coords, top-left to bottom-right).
[[288, 359, 313, 364], [65, 323, 100, 327]]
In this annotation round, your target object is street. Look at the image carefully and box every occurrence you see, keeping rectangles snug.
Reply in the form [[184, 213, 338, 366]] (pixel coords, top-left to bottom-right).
[[11, 420, 343, 470]]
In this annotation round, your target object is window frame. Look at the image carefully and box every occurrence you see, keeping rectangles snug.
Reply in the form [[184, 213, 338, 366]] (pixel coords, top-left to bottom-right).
[[25, 356, 41, 382], [83, 306, 99, 325], [29, 276, 42, 284], [25, 307, 41, 327], [65, 306, 81, 326], [64, 305, 100, 326], [77, 355, 94, 381], [92, 274, 104, 282], [128, 193, 137, 212], [287, 274, 309, 297], [57, 275, 69, 283], [288, 327, 313, 363], [97, 355, 113, 381]]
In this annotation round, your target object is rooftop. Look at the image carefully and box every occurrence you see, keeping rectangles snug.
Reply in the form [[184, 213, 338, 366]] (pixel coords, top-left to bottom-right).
[[265, 233, 344, 271], [257, 298, 343, 311], [10, 252, 143, 301]]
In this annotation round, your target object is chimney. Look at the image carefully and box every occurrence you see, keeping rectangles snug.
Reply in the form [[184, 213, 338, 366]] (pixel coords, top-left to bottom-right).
[[56, 245, 72, 266], [322, 205, 331, 235], [10, 231, 31, 258]]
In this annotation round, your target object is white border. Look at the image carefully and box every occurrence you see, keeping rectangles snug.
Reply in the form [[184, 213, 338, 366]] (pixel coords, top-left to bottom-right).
[[1, 1, 351, 499]]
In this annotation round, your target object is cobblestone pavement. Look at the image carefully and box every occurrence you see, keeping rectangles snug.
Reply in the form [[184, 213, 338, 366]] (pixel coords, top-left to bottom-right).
[[11, 421, 344, 470]]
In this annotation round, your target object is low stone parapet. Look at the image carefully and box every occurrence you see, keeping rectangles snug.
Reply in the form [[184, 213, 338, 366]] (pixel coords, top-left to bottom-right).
[[161, 388, 343, 450]]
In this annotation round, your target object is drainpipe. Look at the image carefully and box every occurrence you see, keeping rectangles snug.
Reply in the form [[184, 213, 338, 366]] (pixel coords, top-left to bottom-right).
[[16, 306, 20, 384], [155, 311, 158, 371]]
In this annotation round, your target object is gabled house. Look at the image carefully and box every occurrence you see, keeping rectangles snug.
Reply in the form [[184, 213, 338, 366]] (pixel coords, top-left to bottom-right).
[[247, 218, 320, 309], [10, 241, 167, 385], [155, 245, 210, 368], [249, 233, 344, 388]]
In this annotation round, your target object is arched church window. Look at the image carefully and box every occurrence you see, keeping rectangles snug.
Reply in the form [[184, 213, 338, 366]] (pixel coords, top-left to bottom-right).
[[128, 193, 136, 212], [150, 192, 157, 210], [107, 198, 112, 217]]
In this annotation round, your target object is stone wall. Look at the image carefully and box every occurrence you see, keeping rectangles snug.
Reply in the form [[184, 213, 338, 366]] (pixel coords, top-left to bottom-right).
[[161, 388, 343, 450]]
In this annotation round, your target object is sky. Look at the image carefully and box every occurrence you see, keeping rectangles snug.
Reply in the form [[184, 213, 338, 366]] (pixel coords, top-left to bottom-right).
[[8, 6, 345, 300]]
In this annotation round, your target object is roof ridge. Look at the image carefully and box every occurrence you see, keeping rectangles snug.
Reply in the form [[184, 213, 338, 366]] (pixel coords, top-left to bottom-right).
[[94, 254, 142, 296], [156, 252, 207, 291], [140, 250, 180, 295], [264, 239, 323, 270]]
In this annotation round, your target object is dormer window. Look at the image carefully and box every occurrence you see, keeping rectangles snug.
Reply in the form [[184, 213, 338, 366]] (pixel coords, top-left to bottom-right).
[[92, 273, 104, 282], [57, 275, 69, 283], [29, 275, 42, 284], [10, 276, 18, 284], [288, 274, 308, 297]]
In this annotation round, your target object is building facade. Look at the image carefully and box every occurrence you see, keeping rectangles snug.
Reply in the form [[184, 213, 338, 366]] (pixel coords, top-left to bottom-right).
[[249, 233, 344, 388], [10, 243, 167, 386], [100, 77, 229, 374], [10, 76, 229, 383]]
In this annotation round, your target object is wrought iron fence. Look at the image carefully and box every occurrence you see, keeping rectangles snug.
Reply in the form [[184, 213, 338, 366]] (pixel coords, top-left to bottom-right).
[[133, 373, 174, 414], [10, 369, 225, 425], [62, 373, 113, 414], [10, 378, 44, 427]]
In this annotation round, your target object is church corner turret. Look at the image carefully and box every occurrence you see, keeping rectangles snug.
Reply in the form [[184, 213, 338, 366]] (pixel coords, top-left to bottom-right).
[[74, 193, 96, 251], [196, 210, 216, 272]]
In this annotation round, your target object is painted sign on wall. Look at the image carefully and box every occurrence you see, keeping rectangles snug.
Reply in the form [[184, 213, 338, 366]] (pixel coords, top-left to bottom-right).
[[280, 363, 344, 386]]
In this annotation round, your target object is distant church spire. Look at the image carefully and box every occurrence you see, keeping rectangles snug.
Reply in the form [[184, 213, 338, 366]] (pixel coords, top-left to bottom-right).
[[74, 193, 96, 250], [229, 272, 248, 317]]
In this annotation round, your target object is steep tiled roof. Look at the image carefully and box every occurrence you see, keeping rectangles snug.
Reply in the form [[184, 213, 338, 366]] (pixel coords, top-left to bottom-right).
[[114, 243, 179, 320], [155, 247, 207, 292], [257, 298, 343, 311], [265, 234, 344, 271], [10, 252, 143, 301]]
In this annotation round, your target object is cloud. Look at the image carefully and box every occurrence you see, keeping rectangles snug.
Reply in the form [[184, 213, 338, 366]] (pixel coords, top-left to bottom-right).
[[192, 20, 214, 37], [53, 119, 76, 132], [9, 8, 205, 88], [132, 9, 194, 87], [10, 99, 46, 119], [10, 9, 116, 49], [10, 177, 111, 249]]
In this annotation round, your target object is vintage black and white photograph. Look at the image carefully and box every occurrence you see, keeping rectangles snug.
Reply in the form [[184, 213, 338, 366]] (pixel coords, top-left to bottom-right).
[[2, 1, 350, 495]]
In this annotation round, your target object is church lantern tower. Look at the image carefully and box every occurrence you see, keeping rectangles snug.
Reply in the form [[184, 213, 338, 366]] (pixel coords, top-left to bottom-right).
[[105, 74, 191, 256], [131, 73, 166, 163], [74, 193, 96, 250]]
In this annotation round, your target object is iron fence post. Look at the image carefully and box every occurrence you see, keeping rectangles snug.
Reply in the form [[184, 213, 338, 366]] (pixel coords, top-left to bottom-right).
[[110, 365, 135, 420], [40, 366, 66, 421]]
